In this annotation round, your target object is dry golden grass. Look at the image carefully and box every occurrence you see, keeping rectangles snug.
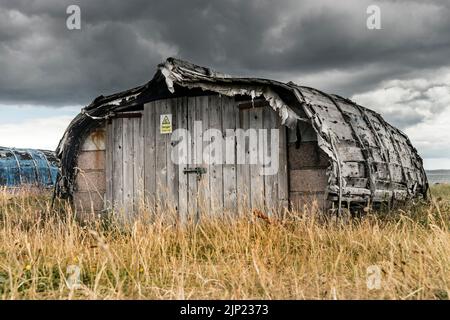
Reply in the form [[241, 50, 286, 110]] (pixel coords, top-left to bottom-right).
[[0, 185, 449, 300]]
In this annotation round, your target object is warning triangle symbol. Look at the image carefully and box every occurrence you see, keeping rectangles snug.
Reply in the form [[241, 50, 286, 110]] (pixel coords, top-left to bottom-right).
[[162, 116, 170, 125]]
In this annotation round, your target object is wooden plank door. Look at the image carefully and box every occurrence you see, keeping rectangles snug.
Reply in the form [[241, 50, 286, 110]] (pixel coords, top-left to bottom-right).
[[143, 96, 231, 221], [105, 114, 144, 221], [236, 105, 289, 216], [136, 95, 290, 221], [143, 99, 178, 219]]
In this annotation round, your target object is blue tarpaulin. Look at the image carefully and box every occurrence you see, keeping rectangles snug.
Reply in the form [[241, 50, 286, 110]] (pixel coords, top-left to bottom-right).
[[0, 147, 59, 188]]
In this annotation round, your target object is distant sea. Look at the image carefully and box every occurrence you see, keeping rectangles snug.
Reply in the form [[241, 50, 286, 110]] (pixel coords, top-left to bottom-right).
[[426, 170, 450, 185]]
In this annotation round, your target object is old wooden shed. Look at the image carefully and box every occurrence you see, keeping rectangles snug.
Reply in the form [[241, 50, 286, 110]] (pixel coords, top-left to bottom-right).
[[56, 58, 428, 219]]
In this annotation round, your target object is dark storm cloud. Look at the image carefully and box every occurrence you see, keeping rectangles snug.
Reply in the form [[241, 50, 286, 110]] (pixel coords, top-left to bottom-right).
[[1, 0, 450, 106]]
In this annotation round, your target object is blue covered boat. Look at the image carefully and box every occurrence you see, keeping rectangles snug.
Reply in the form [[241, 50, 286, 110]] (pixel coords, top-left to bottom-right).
[[0, 147, 59, 188]]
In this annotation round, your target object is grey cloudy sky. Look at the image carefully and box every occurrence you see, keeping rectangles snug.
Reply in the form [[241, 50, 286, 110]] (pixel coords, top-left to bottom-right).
[[0, 0, 449, 169]]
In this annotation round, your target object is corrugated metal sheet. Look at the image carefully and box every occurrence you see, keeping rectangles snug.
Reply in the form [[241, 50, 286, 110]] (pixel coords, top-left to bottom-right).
[[0, 147, 59, 188]]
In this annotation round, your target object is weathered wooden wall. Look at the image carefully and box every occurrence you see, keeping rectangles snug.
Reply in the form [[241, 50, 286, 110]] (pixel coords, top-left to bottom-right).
[[73, 127, 106, 217], [104, 114, 144, 221], [77, 95, 334, 219], [288, 141, 329, 211], [104, 95, 289, 220], [236, 103, 289, 215]]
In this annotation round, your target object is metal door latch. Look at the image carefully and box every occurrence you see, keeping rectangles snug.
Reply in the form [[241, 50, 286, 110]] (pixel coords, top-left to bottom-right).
[[183, 167, 207, 180]]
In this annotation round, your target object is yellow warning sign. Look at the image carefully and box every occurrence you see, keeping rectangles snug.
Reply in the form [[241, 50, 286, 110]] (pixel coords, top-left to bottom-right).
[[160, 114, 172, 134]]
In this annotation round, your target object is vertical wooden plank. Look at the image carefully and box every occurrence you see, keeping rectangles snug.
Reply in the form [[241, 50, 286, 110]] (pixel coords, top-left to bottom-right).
[[177, 97, 189, 223], [263, 107, 278, 215], [277, 115, 289, 214], [123, 118, 134, 219], [197, 96, 210, 215], [209, 95, 224, 216], [166, 98, 178, 213], [222, 96, 237, 215], [105, 121, 113, 210], [187, 97, 198, 220], [112, 118, 124, 212], [249, 107, 264, 210], [133, 116, 144, 213], [155, 100, 168, 212], [236, 108, 251, 215], [144, 102, 156, 210]]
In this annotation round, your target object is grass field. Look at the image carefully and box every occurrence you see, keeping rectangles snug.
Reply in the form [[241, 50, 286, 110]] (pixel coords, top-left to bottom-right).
[[0, 185, 449, 299]]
